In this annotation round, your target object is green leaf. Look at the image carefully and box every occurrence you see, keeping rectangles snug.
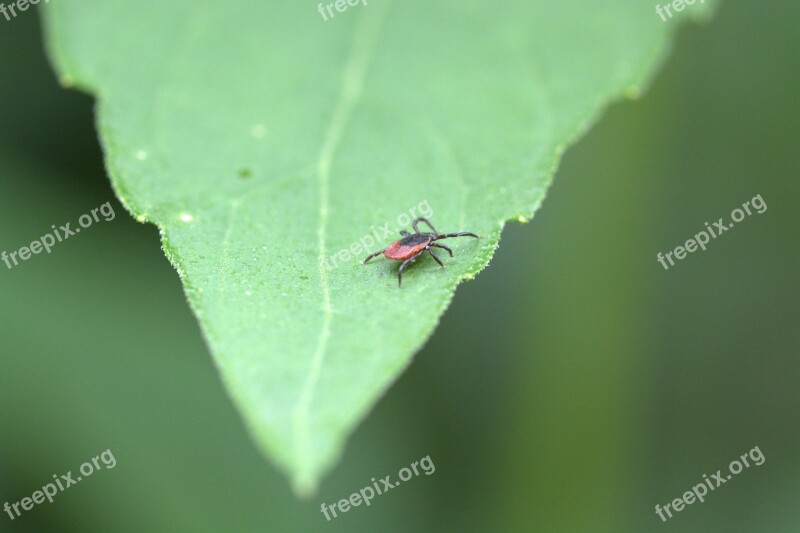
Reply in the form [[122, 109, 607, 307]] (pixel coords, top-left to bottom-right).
[[42, 0, 714, 493]]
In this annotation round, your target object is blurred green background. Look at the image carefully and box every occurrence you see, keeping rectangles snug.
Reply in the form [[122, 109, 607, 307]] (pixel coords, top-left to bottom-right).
[[1, 1, 798, 531]]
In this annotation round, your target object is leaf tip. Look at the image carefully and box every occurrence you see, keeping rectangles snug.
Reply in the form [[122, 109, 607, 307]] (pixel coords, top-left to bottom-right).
[[624, 85, 642, 100], [58, 73, 76, 88], [291, 475, 319, 499]]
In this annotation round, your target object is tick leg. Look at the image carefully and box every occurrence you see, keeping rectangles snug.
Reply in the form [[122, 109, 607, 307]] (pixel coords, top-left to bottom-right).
[[399, 230, 410, 237], [434, 231, 480, 240], [363, 248, 386, 264], [427, 247, 445, 267], [430, 243, 453, 256], [412, 217, 438, 235], [397, 250, 425, 287]]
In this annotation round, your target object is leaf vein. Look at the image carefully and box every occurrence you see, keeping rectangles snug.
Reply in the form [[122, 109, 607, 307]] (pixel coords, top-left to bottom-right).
[[290, 3, 388, 492]]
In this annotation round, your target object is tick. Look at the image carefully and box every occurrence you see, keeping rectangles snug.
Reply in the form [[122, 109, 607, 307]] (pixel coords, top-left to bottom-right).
[[363, 217, 479, 287]]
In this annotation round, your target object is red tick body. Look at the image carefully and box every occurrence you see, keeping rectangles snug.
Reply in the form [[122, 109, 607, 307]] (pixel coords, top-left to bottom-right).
[[363, 217, 479, 287], [383, 233, 432, 261]]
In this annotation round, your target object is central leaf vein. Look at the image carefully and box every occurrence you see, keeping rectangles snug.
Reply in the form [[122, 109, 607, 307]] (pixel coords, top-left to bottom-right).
[[290, 3, 388, 492]]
